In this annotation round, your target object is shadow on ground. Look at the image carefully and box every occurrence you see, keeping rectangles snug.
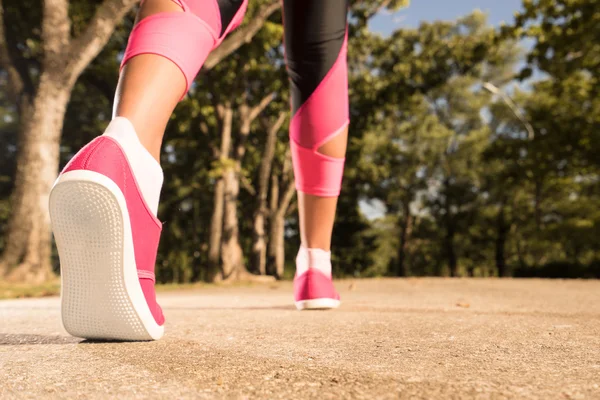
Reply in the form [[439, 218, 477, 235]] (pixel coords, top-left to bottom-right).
[[0, 333, 80, 346]]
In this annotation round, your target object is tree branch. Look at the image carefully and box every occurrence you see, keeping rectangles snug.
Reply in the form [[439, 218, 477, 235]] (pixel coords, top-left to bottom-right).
[[42, 0, 71, 66], [66, 0, 137, 85], [249, 92, 276, 122], [236, 91, 276, 162], [364, 0, 393, 21], [281, 148, 293, 180], [0, 0, 25, 101], [240, 175, 256, 195], [270, 111, 287, 137], [256, 111, 286, 210], [269, 173, 279, 216], [278, 179, 296, 216], [278, 150, 295, 212], [352, 0, 408, 27], [260, 113, 285, 182], [198, 120, 219, 158], [218, 102, 233, 160], [204, 1, 280, 70], [199, 121, 210, 136], [285, 199, 297, 217]]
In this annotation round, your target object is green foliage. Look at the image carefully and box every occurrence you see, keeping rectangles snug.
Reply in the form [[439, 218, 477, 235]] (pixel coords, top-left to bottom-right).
[[512, 0, 599, 79], [1, 0, 598, 280]]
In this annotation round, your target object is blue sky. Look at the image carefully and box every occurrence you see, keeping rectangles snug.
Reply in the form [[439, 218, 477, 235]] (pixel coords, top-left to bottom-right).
[[368, 0, 544, 89], [369, 0, 525, 34], [361, 1, 532, 220]]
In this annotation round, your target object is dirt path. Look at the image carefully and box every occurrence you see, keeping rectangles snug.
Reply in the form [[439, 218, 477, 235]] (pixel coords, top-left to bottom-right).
[[1, 278, 599, 399]]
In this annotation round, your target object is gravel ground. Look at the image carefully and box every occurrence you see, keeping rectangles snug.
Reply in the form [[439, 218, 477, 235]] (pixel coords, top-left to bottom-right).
[[1, 278, 599, 399]]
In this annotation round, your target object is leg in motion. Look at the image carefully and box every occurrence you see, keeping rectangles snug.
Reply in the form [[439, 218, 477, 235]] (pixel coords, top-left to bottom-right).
[[283, 0, 350, 310], [49, 0, 247, 340]]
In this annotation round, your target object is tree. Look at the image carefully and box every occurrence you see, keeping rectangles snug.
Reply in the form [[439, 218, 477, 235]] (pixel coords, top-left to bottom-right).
[[266, 149, 296, 278], [0, 0, 281, 282], [220, 92, 275, 280], [354, 11, 514, 277], [251, 112, 286, 275], [510, 0, 600, 167], [0, 0, 139, 282], [7, 0, 599, 283]]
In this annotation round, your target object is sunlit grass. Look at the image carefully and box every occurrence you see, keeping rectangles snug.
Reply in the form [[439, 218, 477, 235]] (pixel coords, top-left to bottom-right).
[[0, 277, 288, 300], [0, 280, 61, 300]]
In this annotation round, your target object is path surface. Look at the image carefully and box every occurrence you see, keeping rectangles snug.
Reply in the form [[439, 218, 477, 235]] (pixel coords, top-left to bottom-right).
[[1, 278, 599, 399]]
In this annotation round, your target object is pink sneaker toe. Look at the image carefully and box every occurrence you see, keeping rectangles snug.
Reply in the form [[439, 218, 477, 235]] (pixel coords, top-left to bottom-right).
[[293, 269, 340, 310]]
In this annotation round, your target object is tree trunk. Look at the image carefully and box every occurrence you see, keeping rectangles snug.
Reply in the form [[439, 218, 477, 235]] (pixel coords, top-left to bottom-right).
[[534, 178, 542, 231], [271, 210, 286, 278], [205, 104, 233, 282], [1, 75, 70, 282], [267, 153, 296, 279], [0, 0, 138, 282], [206, 178, 225, 282], [218, 95, 274, 280], [495, 201, 511, 277], [220, 167, 246, 280], [267, 175, 280, 276], [515, 229, 527, 271], [251, 113, 285, 275], [396, 200, 413, 277], [1, 0, 275, 282], [446, 222, 458, 277], [273, 183, 296, 279], [252, 211, 267, 275]]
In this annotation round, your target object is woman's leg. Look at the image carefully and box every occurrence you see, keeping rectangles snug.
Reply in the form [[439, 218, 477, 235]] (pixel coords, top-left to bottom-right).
[[106, 0, 228, 215], [284, 0, 349, 309], [115, 0, 208, 161], [50, 0, 247, 340], [114, 0, 246, 160], [112, 0, 187, 162]]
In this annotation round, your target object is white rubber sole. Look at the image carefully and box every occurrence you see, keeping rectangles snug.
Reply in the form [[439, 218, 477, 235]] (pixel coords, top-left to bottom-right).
[[295, 298, 341, 310], [49, 170, 164, 341]]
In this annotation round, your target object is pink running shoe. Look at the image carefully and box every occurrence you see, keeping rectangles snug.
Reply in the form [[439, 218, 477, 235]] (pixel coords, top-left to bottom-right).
[[294, 269, 341, 310], [49, 136, 164, 341]]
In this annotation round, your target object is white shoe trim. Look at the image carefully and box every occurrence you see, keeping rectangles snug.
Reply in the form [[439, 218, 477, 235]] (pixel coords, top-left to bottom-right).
[[295, 298, 340, 310]]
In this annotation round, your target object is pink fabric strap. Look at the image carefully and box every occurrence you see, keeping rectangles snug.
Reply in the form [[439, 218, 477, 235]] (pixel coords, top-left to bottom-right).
[[137, 269, 156, 283], [120, 12, 217, 98], [290, 136, 346, 197], [120, 0, 248, 99]]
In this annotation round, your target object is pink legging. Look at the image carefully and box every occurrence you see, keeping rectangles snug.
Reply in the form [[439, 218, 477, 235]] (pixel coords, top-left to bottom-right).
[[123, 0, 349, 196]]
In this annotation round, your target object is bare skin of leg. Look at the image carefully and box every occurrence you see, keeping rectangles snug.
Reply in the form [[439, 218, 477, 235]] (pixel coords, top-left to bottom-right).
[[298, 128, 348, 251], [116, 0, 345, 251], [113, 0, 186, 162]]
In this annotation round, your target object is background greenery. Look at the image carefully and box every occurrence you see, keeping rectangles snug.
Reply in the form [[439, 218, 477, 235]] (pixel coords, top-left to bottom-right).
[[1, 0, 598, 283]]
